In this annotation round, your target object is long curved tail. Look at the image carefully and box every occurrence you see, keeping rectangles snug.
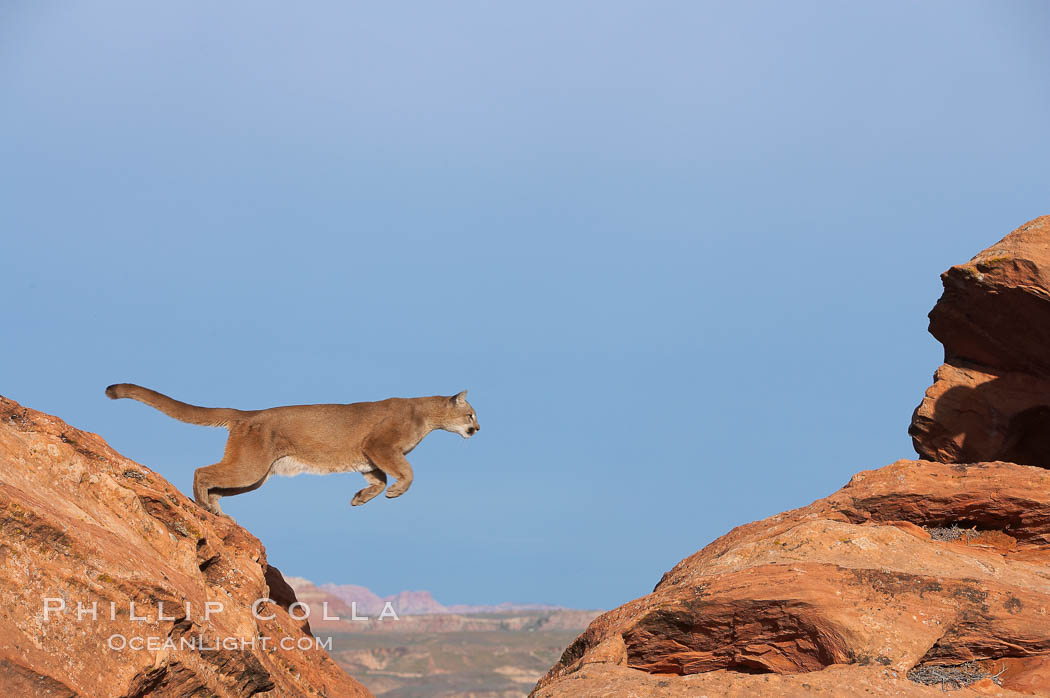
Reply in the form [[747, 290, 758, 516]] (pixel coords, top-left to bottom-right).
[[105, 383, 249, 427]]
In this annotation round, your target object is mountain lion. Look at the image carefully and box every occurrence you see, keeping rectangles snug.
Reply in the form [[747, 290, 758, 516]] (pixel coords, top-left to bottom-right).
[[105, 383, 479, 518]]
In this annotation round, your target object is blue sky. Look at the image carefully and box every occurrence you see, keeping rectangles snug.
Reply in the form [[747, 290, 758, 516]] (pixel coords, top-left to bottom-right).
[[2, 2, 1048, 610]]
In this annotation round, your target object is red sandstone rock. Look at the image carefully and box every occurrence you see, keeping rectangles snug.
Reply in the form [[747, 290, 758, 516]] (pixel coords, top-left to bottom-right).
[[532, 460, 1050, 697], [0, 395, 371, 698], [911, 215, 1050, 466], [533, 219, 1050, 696]]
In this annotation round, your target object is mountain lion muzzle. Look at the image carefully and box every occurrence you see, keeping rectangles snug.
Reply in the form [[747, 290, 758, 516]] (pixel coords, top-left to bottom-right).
[[105, 383, 478, 518]]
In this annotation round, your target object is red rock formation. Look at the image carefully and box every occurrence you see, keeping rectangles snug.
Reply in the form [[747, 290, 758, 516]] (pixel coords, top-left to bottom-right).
[[532, 460, 1050, 696], [531, 217, 1050, 696], [911, 215, 1050, 466], [0, 395, 371, 698]]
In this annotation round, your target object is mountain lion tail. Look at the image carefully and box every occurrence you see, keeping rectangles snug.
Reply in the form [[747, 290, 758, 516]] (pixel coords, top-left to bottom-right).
[[105, 383, 248, 427]]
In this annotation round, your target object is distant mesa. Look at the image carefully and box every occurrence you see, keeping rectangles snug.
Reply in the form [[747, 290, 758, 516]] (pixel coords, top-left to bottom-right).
[[313, 579, 567, 616], [283, 577, 595, 634]]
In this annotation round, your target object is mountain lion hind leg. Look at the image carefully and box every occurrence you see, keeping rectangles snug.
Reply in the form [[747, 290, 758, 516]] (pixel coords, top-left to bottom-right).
[[192, 423, 274, 519], [350, 468, 387, 507]]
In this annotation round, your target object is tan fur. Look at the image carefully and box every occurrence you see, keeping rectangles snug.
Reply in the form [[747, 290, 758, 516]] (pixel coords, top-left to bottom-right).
[[105, 383, 479, 518]]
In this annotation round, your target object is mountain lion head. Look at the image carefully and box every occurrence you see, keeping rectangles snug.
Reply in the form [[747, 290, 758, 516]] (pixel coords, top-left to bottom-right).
[[446, 390, 479, 438]]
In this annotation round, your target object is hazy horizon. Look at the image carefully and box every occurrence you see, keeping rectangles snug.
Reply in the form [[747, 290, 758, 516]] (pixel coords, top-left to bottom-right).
[[3, 1, 1049, 609]]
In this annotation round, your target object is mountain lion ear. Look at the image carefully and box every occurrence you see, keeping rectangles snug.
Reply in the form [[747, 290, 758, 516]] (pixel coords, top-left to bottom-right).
[[450, 390, 468, 406]]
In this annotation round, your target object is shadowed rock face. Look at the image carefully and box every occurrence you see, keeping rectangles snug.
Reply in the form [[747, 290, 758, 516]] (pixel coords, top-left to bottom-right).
[[0, 395, 371, 698], [910, 215, 1050, 466], [532, 460, 1050, 696]]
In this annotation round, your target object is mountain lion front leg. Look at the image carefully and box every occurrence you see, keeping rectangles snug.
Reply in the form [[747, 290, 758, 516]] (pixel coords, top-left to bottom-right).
[[363, 444, 414, 499], [351, 468, 387, 507]]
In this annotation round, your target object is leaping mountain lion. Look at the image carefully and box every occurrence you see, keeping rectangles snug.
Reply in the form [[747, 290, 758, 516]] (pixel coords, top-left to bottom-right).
[[105, 383, 479, 518]]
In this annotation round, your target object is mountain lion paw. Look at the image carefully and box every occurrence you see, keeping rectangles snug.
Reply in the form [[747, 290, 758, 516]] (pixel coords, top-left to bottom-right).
[[351, 490, 376, 506]]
